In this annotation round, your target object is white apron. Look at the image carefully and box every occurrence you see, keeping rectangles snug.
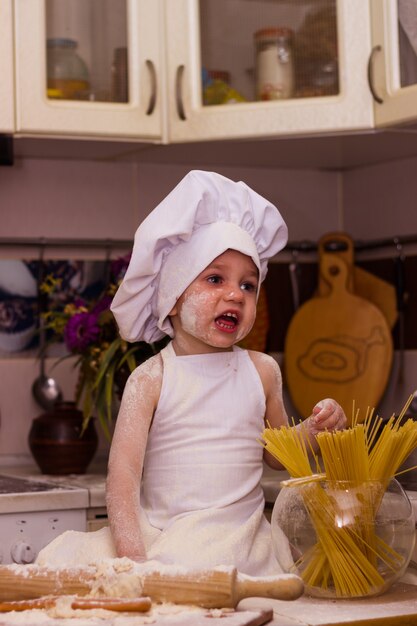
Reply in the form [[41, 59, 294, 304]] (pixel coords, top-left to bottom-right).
[[37, 343, 287, 575], [139, 343, 283, 576]]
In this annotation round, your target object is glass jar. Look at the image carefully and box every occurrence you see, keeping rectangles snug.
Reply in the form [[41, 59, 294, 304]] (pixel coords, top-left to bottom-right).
[[271, 478, 415, 599], [46, 38, 90, 100], [202, 68, 246, 106], [254, 27, 294, 101]]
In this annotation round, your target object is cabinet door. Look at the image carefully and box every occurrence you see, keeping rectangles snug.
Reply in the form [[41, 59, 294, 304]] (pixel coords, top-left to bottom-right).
[[371, 0, 417, 127], [165, 0, 374, 143], [0, 0, 15, 133], [14, 0, 163, 140]]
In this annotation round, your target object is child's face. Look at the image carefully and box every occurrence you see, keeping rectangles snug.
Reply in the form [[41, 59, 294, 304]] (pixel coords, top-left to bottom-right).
[[169, 249, 259, 354]]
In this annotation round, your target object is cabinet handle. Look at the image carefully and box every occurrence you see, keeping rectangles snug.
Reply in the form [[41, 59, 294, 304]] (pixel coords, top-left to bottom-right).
[[175, 65, 187, 120], [367, 45, 384, 104], [145, 59, 157, 115]]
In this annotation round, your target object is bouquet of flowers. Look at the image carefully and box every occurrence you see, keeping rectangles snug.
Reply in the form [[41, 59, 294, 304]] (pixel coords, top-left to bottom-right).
[[43, 256, 165, 439]]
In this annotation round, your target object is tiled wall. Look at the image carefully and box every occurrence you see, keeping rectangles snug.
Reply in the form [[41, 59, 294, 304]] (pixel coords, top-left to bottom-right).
[[1, 158, 140, 241], [344, 156, 417, 240], [344, 156, 417, 422], [0, 155, 416, 467]]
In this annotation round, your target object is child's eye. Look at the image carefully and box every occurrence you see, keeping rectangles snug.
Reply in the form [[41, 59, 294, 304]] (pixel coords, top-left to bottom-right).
[[207, 275, 222, 284], [241, 281, 257, 293]]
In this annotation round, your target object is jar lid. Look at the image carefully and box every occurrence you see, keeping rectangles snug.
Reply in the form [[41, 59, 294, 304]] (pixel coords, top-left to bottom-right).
[[254, 27, 293, 41], [47, 38, 77, 49]]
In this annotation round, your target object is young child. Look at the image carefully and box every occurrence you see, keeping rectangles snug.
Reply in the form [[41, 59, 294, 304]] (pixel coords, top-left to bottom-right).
[[105, 170, 346, 576]]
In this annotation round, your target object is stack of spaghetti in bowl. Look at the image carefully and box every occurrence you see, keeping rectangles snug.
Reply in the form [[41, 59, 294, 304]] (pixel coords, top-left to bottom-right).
[[263, 396, 417, 598]]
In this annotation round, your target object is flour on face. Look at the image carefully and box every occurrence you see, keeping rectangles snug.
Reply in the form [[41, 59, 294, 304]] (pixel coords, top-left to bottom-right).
[[171, 250, 258, 353], [179, 290, 212, 341]]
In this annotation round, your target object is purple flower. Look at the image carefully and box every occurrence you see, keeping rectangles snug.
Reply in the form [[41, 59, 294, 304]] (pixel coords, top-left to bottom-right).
[[64, 312, 100, 352]]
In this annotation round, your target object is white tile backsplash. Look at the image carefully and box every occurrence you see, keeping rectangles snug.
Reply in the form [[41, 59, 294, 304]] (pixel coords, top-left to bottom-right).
[[135, 163, 342, 241], [344, 156, 417, 240], [0, 158, 138, 242]]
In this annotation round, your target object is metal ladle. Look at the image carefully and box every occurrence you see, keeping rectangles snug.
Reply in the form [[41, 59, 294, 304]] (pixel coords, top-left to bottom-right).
[[32, 246, 63, 411]]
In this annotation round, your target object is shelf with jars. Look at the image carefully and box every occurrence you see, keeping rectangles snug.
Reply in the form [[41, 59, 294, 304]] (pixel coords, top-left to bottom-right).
[[165, 0, 417, 143], [14, 0, 162, 140], [6, 0, 417, 148]]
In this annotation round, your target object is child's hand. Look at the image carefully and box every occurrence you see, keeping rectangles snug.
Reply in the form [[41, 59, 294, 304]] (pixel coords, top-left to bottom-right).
[[306, 398, 347, 436]]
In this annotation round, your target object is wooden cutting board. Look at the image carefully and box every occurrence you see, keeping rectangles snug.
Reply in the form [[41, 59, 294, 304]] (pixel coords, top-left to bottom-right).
[[317, 232, 397, 329], [284, 244, 393, 421]]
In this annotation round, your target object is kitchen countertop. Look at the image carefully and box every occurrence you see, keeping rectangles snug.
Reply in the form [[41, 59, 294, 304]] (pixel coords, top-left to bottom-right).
[[0, 464, 107, 508], [29, 473, 107, 508], [0, 473, 89, 513], [239, 582, 417, 626]]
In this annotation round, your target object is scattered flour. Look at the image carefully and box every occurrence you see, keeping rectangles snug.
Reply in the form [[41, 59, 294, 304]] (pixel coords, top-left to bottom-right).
[[0, 601, 205, 625], [36, 527, 117, 568]]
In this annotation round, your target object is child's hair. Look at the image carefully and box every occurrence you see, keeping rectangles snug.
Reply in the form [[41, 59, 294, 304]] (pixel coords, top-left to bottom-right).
[[111, 170, 287, 343]]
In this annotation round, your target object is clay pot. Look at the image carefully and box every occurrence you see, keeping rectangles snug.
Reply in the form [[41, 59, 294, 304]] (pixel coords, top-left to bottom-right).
[[28, 401, 98, 475]]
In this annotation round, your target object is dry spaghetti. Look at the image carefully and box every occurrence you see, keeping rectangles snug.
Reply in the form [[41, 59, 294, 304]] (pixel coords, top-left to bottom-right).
[[262, 394, 417, 597]]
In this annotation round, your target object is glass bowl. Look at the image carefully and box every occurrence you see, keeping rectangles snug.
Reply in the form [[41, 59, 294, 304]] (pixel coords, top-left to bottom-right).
[[271, 478, 415, 599]]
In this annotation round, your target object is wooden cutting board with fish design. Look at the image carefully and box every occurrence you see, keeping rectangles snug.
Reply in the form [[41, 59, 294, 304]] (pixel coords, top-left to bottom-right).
[[284, 246, 393, 422]]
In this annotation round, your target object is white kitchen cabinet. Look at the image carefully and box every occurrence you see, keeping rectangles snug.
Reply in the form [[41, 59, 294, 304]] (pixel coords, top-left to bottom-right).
[[370, 0, 417, 127], [14, 0, 163, 140], [166, 0, 417, 143], [166, 0, 375, 142], [10, 0, 417, 146], [0, 1, 15, 133]]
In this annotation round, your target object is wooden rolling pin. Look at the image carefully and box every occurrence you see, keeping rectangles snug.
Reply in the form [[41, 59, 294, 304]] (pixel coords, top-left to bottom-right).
[[0, 565, 303, 608], [0, 596, 152, 613]]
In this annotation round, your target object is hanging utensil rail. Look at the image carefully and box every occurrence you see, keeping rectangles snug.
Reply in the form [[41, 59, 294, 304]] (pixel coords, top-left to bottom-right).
[[0, 233, 416, 255], [0, 237, 132, 249], [286, 233, 417, 254]]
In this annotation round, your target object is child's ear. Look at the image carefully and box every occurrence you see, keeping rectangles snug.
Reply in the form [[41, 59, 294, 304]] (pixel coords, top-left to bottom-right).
[[168, 304, 178, 317]]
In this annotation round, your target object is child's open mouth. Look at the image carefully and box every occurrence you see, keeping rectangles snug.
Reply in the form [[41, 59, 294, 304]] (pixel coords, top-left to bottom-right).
[[215, 312, 239, 333]]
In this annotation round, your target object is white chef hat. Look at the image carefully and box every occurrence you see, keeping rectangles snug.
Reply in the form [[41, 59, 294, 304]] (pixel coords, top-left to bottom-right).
[[111, 170, 288, 343]]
